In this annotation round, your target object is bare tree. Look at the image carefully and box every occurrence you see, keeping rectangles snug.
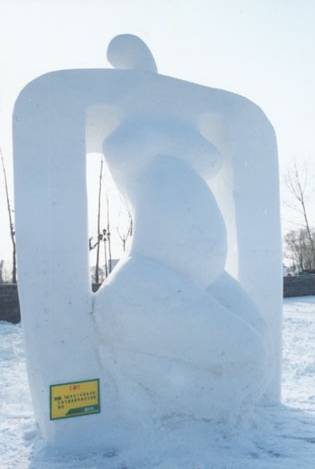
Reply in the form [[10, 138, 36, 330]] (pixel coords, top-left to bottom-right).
[[102, 228, 108, 278], [117, 209, 133, 252], [285, 228, 315, 273], [0, 260, 4, 283], [285, 162, 315, 269], [89, 163, 114, 285], [89, 161, 131, 284], [0, 148, 16, 283]]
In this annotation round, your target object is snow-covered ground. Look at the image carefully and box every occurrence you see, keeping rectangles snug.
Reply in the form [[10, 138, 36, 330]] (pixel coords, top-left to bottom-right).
[[1, 297, 315, 469]]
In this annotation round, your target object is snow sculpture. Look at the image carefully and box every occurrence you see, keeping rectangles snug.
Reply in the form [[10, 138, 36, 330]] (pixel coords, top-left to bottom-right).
[[13, 34, 282, 450]]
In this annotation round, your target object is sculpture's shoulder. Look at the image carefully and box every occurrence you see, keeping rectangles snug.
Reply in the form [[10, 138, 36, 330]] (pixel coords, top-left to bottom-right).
[[14, 68, 124, 112]]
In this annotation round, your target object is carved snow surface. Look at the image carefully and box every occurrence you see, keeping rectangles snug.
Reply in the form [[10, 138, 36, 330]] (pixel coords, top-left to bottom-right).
[[13, 34, 282, 450], [95, 116, 270, 425], [1, 298, 312, 468]]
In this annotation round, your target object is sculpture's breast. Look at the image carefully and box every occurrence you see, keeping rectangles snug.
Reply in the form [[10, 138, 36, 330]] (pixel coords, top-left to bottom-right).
[[103, 116, 223, 194]]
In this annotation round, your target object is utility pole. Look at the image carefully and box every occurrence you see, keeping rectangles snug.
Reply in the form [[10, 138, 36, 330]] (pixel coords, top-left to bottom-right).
[[106, 196, 112, 274], [94, 160, 103, 286], [0, 148, 16, 283]]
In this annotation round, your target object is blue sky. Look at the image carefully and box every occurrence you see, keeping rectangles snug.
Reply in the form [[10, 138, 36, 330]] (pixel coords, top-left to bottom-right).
[[1, 0, 315, 265]]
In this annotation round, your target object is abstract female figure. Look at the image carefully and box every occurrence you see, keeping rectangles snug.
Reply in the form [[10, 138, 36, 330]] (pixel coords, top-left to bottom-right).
[[13, 35, 281, 449]]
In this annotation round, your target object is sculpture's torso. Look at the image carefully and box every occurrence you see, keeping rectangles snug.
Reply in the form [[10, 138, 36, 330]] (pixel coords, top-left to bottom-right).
[[104, 117, 227, 287], [94, 115, 270, 424]]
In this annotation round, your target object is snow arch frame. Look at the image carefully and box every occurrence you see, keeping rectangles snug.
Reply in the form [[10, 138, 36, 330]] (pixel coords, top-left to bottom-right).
[[13, 58, 282, 447]]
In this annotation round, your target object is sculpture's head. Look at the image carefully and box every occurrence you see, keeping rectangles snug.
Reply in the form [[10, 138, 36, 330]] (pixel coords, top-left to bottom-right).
[[107, 34, 158, 73]]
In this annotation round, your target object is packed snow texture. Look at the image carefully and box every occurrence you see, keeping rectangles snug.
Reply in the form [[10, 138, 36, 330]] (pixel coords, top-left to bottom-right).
[[13, 34, 281, 448], [1, 298, 315, 469]]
